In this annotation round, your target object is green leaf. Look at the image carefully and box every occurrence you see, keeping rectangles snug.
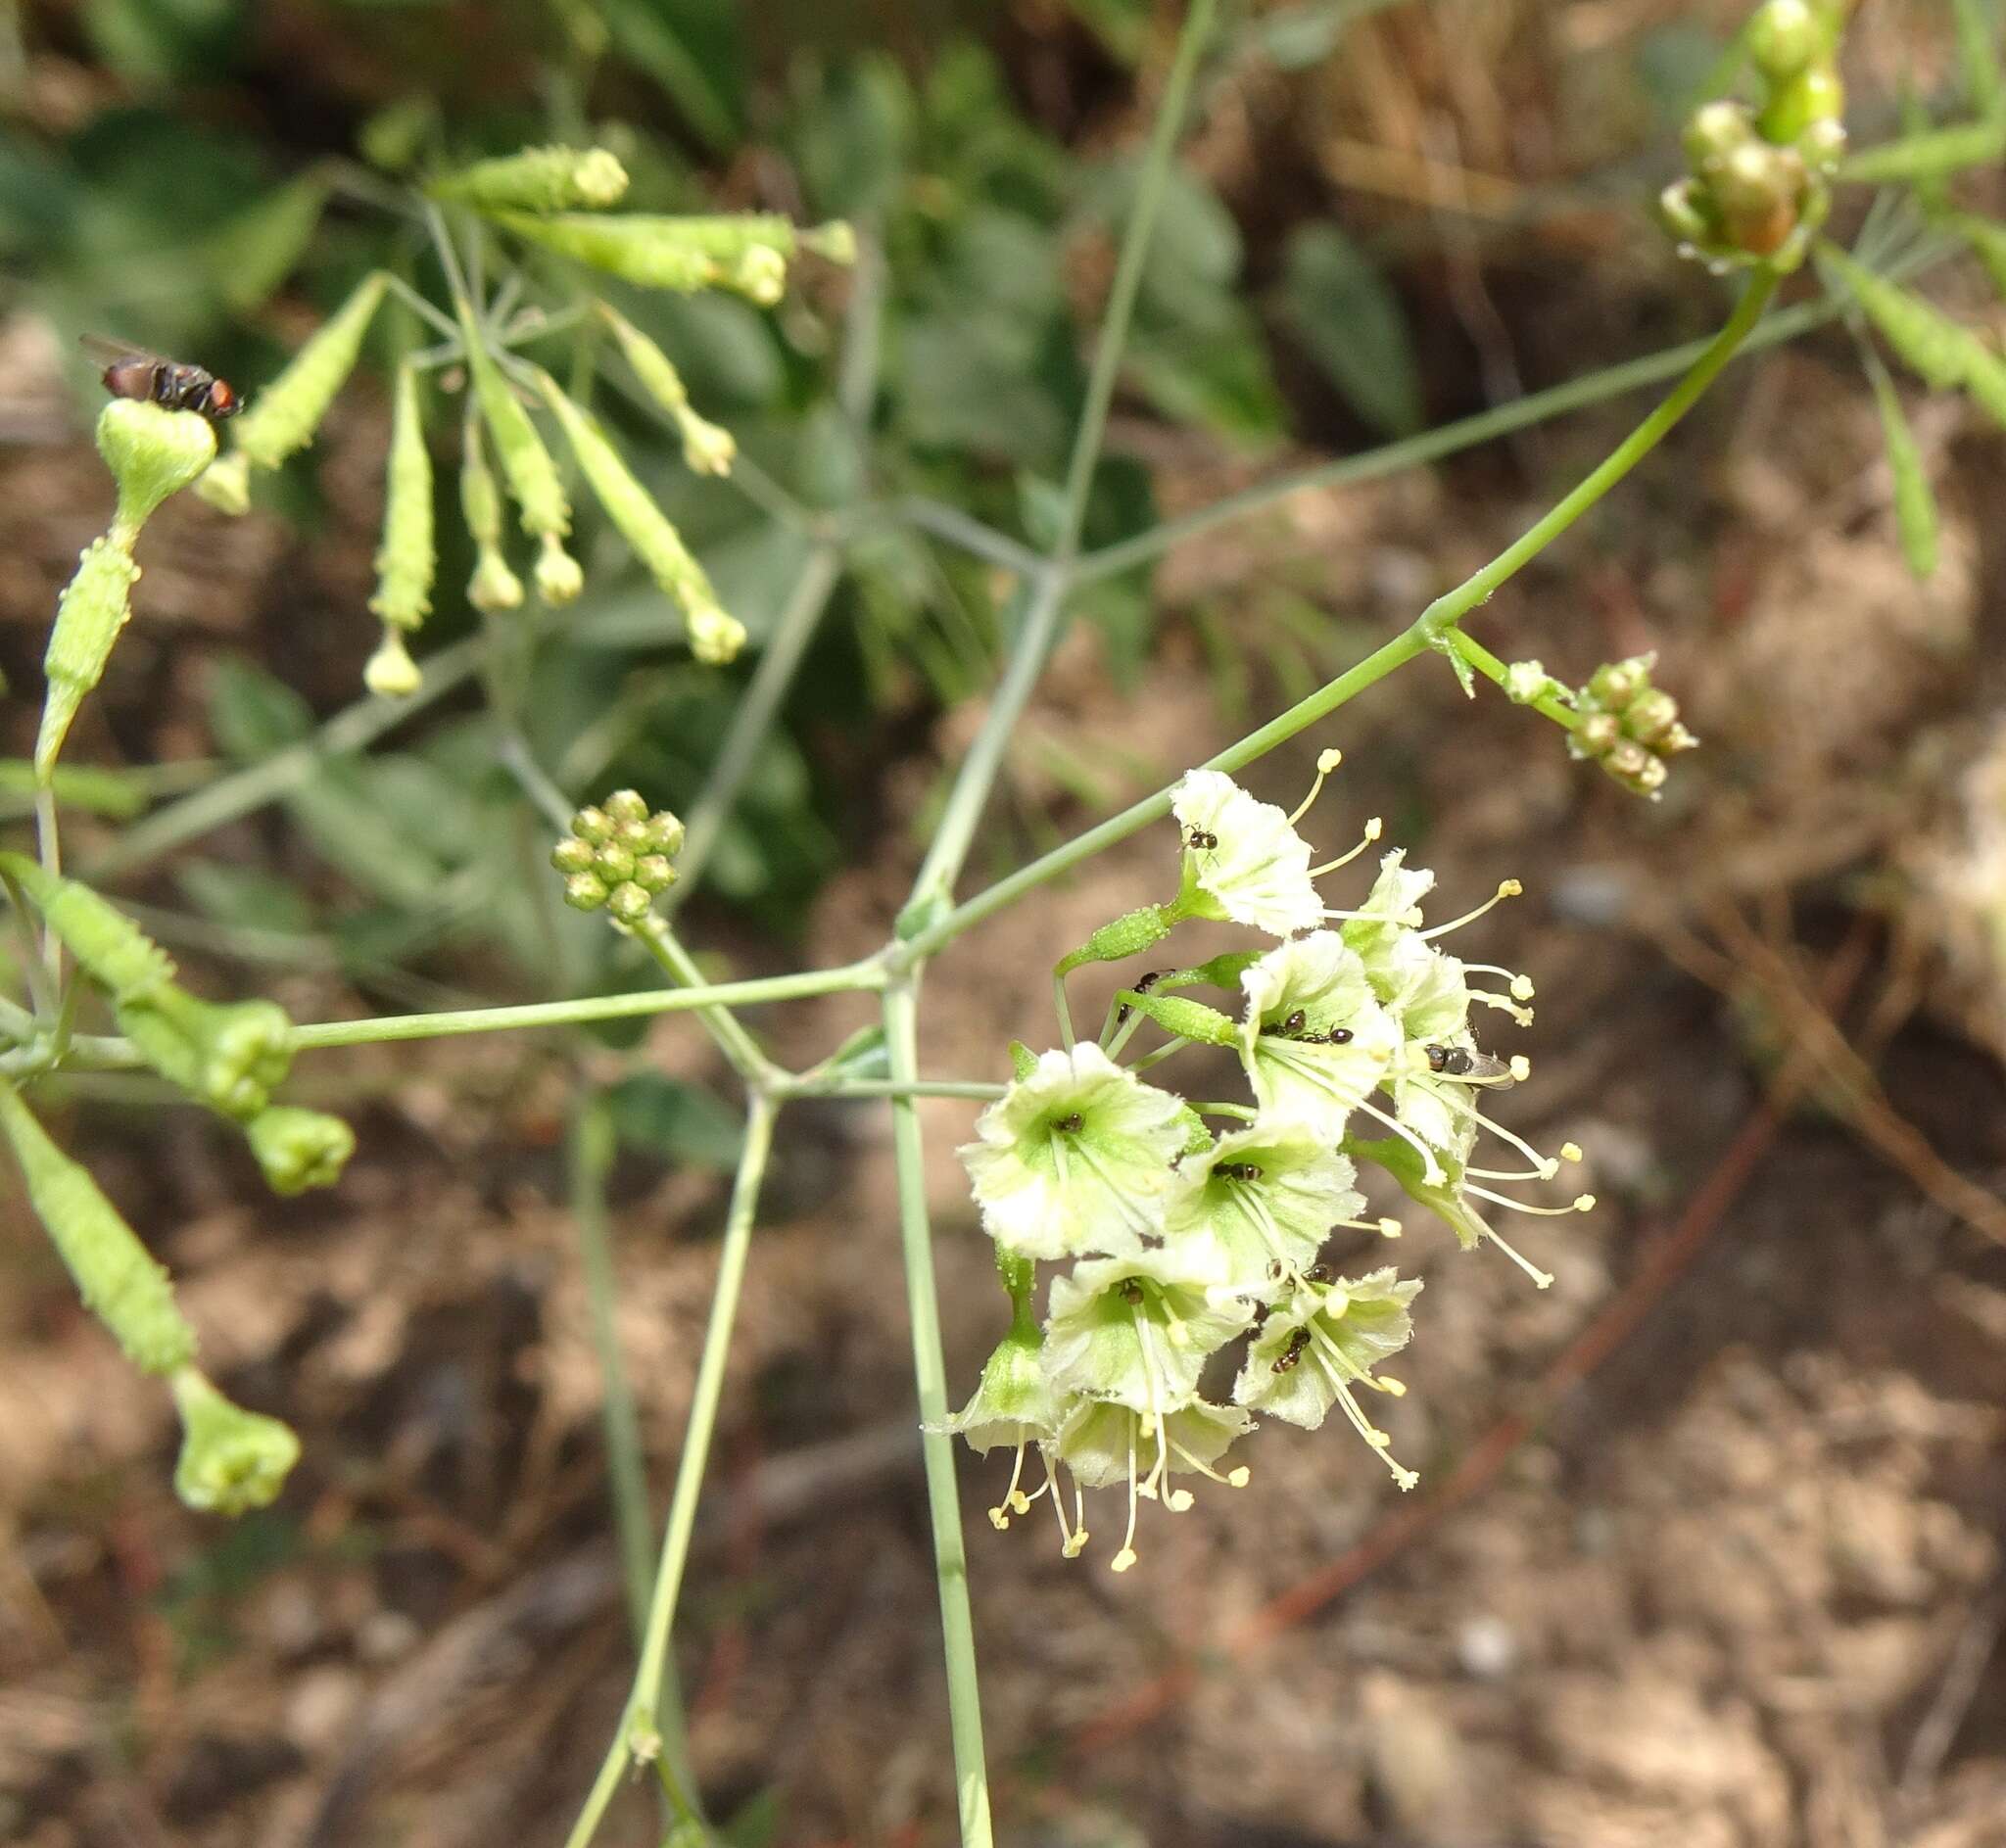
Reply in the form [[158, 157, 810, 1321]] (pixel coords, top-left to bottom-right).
[[598, 0, 745, 152], [603, 1073, 743, 1170], [791, 54, 913, 217], [1951, 213, 2006, 301], [1952, 0, 2004, 122], [206, 656, 312, 761], [1820, 244, 2006, 431], [0, 760, 149, 820], [205, 173, 329, 314], [1280, 222, 1422, 437], [1839, 118, 2006, 185], [1863, 355, 1939, 581]]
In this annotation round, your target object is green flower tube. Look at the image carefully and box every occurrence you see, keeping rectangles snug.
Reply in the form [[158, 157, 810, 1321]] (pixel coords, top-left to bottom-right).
[[486, 211, 835, 303], [363, 625, 422, 697], [533, 370, 742, 659], [368, 362, 435, 632], [429, 144, 630, 212], [232, 270, 391, 470], [169, 1367, 301, 1515], [595, 303, 736, 476], [36, 403, 216, 780], [0, 1084, 197, 1375]]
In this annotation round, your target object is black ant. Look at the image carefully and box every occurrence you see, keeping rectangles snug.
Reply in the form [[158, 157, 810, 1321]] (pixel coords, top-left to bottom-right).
[[1216, 1161, 1264, 1183], [1183, 827, 1218, 852], [1271, 1327, 1312, 1374], [1116, 970, 1166, 1027], [1053, 1112, 1083, 1133]]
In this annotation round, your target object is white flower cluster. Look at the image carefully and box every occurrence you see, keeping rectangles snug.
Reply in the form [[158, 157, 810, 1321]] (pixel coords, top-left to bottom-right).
[[949, 761, 1590, 1570]]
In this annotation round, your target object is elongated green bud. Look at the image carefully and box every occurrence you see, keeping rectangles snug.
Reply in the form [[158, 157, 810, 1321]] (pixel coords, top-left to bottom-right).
[[37, 538, 141, 782], [245, 1105, 356, 1195], [595, 303, 735, 476], [99, 399, 218, 535], [532, 369, 741, 658], [368, 363, 434, 632], [0, 852, 174, 1002], [459, 404, 524, 611], [169, 1367, 300, 1515], [1, 1085, 197, 1374], [233, 270, 391, 470], [487, 211, 844, 304], [429, 144, 629, 212], [454, 299, 573, 549], [116, 991, 294, 1120]]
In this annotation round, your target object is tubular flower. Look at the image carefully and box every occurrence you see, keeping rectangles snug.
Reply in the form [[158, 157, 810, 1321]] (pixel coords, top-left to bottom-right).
[[1159, 1120, 1369, 1294], [1233, 1268, 1421, 1489], [1170, 769, 1320, 935], [1236, 932, 1401, 1142], [959, 1043, 1187, 1260], [929, 1280, 1068, 1534], [231, 270, 390, 470], [1041, 1247, 1253, 1409]]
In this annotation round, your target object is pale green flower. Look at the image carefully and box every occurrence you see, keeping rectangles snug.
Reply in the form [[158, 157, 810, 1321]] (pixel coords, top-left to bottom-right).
[[958, 1044, 1186, 1259], [1053, 1397, 1254, 1571], [1159, 1120, 1365, 1295], [932, 1300, 1068, 1532], [1233, 1268, 1421, 1488], [1171, 768, 1320, 936], [1237, 932, 1401, 1138], [1042, 1247, 1252, 1409], [1338, 848, 1433, 973]]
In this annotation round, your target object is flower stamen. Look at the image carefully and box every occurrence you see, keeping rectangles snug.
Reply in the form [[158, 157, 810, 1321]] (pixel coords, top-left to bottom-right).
[[1309, 818, 1382, 877], [1419, 878, 1522, 940], [1288, 747, 1344, 827]]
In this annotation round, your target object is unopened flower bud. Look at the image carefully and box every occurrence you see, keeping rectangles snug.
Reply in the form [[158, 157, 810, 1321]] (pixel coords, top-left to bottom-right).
[[563, 871, 609, 910], [195, 449, 253, 515], [1759, 65, 1844, 148], [1604, 737, 1653, 782], [604, 788, 648, 825], [1575, 712, 1622, 757], [457, 302, 572, 544], [170, 1367, 301, 1516], [469, 545, 524, 611], [800, 219, 858, 265], [245, 1105, 355, 1196], [37, 536, 142, 781], [1684, 100, 1755, 173], [1797, 117, 1847, 174], [551, 835, 597, 875], [633, 853, 676, 893], [535, 531, 584, 605], [594, 303, 737, 476], [596, 842, 637, 883], [1623, 687, 1680, 744], [1587, 656, 1651, 711], [686, 597, 746, 666], [233, 271, 390, 470], [572, 805, 612, 843], [645, 810, 686, 856], [363, 625, 421, 697], [1709, 141, 1803, 257], [98, 399, 218, 534], [1657, 179, 1716, 246], [606, 879, 652, 924], [429, 144, 630, 213], [1746, 0, 1821, 82]]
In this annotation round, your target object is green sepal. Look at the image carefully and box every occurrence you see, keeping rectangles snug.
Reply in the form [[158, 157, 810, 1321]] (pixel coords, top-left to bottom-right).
[[1112, 988, 1238, 1048], [1160, 950, 1264, 994], [1007, 1041, 1038, 1081], [0, 1085, 197, 1374]]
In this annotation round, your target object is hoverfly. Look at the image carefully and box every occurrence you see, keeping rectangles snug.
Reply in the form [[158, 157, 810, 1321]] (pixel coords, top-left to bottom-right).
[[1424, 1042, 1515, 1088], [84, 337, 241, 420]]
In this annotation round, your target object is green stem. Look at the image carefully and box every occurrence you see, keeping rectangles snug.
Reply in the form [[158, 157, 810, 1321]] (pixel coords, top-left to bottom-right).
[[570, 1094, 654, 1635], [894, 498, 1045, 578], [662, 544, 843, 914], [1412, 270, 1779, 640], [774, 1076, 1005, 1102], [561, 1094, 776, 1848], [632, 917, 775, 1088], [1055, 0, 1216, 559], [884, 980, 993, 1848], [1444, 630, 1582, 732], [899, 270, 1780, 966]]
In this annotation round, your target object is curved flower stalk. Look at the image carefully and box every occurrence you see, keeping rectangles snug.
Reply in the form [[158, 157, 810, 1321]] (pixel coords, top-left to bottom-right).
[[950, 759, 1596, 1569]]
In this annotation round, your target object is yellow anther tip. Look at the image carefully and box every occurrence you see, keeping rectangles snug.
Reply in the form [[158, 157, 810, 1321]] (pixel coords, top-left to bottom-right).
[[1559, 1141, 1584, 1163], [988, 1507, 1011, 1530], [1509, 1055, 1532, 1080], [1378, 1217, 1403, 1238], [1375, 1375, 1408, 1397], [1573, 1194, 1596, 1212], [1317, 747, 1343, 774], [1364, 818, 1383, 839], [1227, 1466, 1251, 1487], [1111, 1547, 1138, 1573], [1168, 1490, 1195, 1512], [1499, 878, 1523, 897]]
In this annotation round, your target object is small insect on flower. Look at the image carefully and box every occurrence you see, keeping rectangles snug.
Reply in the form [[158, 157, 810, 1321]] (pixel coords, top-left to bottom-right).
[[1270, 1327, 1312, 1374], [1184, 827, 1219, 852], [1424, 1042, 1517, 1088], [86, 337, 240, 419]]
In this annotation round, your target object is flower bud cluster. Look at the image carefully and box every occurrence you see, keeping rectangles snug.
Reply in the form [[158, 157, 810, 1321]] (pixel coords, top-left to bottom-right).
[[948, 762, 1591, 1570], [550, 788, 686, 923], [1659, 2, 1844, 271], [1565, 653, 1698, 797]]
